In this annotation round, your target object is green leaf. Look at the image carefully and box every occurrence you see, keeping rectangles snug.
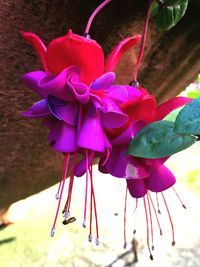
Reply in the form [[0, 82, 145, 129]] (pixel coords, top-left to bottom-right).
[[128, 120, 196, 159], [174, 98, 200, 135], [151, 0, 189, 31]]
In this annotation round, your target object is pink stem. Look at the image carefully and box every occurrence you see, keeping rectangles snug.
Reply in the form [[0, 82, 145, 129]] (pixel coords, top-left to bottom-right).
[[123, 186, 128, 248], [132, 0, 153, 82], [83, 149, 89, 227], [84, 0, 112, 35]]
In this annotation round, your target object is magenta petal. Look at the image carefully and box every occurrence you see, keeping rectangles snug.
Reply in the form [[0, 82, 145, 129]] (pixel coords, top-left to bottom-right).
[[126, 157, 150, 179], [112, 121, 146, 145], [145, 165, 176, 192], [67, 76, 90, 104], [102, 99, 128, 128], [78, 112, 111, 152], [91, 72, 115, 90], [38, 66, 79, 101], [145, 157, 169, 167], [48, 121, 77, 152], [22, 71, 48, 97], [47, 96, 78, 125], [21, 99, 50, 118], [99, 146, 128, 178], [127, 179, 147, 198], [74, 151, 95, 177]]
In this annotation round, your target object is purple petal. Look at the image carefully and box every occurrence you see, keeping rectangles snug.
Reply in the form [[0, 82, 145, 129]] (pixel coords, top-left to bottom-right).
[[99, 146, 128, 178], [21, 99, 50, 118], [127, 179, 147, 198], [102, 98, 128, 128], [111, 121, 146, 145], [74, 151, 95, 177], [77, 111, 111, 152], [145, 157, 169, 167], [22, 71, 48, 97], [47, 96, 78, 125], [48, 121, 77, 152], [126, 157, 150, 179], [107, 85, 142, 105], [145, 165, 176, 192], [91, 72, 115, 90]]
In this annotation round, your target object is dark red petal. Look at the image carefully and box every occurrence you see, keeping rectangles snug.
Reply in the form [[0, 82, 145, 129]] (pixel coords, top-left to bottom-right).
[[46, 30, 104, 85], [155, 96, 192, 121], [127, 179, 147, 198], [105, 34, 141, 72], [20, 31, 49, 72]]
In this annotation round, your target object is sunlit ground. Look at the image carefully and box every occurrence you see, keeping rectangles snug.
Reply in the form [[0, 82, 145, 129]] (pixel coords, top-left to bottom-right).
[[1, 142, 200, 267]]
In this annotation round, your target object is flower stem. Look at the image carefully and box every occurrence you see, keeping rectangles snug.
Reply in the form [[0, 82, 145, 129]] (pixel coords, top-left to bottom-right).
[[132, 0, 153, 83], [84, 0, 112, 35]]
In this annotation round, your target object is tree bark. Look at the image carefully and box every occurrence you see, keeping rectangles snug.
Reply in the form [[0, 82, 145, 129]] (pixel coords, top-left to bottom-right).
[[0, 0, 199, 209]]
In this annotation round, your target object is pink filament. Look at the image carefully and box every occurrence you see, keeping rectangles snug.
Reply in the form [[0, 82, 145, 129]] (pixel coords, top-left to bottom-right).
[[64, 152, 77, 212], [123, 186, 128, 248], [143, 196, 153, 259], [147, 193, 154, 250], [84, 0, 112, 35], [172, 187, 186, 209], [89, 165, 99, 240], [52, 153, 70, 230], [132, 0, 153, 82], [161, 192, 175, 245], [83, 149, 89, 226], [148, 193, 163, 235]]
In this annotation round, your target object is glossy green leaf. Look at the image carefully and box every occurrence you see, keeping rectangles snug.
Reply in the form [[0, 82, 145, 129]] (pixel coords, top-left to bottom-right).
[[174, 98, 200, 135], [128, 120, 196, 159], [151, 0, 189, 31]]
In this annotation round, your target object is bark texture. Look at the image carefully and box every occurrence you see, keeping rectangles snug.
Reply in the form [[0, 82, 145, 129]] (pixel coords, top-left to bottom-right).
[[0, 0, 199, 208]]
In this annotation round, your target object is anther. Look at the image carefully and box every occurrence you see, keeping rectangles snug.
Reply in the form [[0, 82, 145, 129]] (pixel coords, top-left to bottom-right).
[[82, 220, 86, 228], [150, 254, 154, 260], [95, 238, 100, 246], [152, 246, 154, 251], [158, 209, 161, 215], [88, 234, 93, 242], [172, 241, 176, 246], [62, 220, 68, 225], [129, 80, 139, 88], [133, 229, 137, 235], [83, 33, 91, 39], [123, 242, 127, 249], [182, 205, 187, 209], [160, 229, 163, 236], [50, 228, 55, 237]]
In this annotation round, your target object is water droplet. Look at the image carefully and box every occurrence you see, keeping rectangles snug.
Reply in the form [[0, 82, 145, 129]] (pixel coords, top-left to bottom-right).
[[55, 193, 59, 200], [83, 33, 91, 39], [129, 80, 139, 88], [50, 228, 55, 237], [63, 211, 70, 219]]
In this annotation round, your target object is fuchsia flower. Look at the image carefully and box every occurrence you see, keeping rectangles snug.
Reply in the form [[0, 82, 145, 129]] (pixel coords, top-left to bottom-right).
[[99, 91, 192, 257], [21, 26, 142, 242]]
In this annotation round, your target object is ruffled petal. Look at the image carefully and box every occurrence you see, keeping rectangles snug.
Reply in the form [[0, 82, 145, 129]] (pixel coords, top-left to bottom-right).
[[99, 146, 128, 178], [145, 165, 176, 192], [46, 30, 104, 84], [155, 96, 192, 121], [127, 179, 147, 198], [101, 98, 128, 128], [105, 34, 141, 72], [77, 110, 111, 152], [91, 72, 115, 90], [48, 120, 77, 152], [111, 121, 146, 145], [47, 96, 78, 125], [20, 31, 48, 72], [21, 99, 50, 118], [22, 71, 48, 97]]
